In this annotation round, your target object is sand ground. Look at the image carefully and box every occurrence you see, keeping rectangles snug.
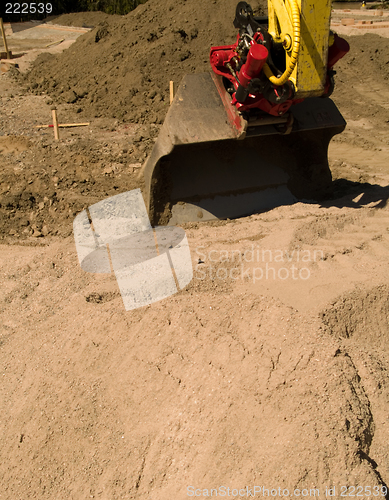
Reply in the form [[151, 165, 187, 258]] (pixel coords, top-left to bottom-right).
[[1, 3, 389, 499]]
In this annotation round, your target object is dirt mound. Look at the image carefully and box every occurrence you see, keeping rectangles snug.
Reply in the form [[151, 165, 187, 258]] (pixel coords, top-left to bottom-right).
[[46, 11, 121, 28], [336, 33, 389, 82], [23, 0, 266, 124], [0, 237, 385, 497], [332, 33, 389, 124], [320, 284, 389, 350]]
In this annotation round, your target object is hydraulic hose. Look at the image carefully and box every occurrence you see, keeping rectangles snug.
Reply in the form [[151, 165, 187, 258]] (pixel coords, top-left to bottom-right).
[[263, 0, 301, 86]]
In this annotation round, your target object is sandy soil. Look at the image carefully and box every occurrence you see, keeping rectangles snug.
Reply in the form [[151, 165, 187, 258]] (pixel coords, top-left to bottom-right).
[[1, 2, 389, 499]]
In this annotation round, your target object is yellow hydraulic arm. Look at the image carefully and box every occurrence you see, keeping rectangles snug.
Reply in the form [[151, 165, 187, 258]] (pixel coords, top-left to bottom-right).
[[266, 0, 333, 98]]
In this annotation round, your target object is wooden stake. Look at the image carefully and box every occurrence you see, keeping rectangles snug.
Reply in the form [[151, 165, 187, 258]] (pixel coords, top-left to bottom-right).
[[0, 59, 18, 66], [170, 80, 174, 104], [36, 122, 90, 128], [51, 108, 60, 140], [0, 19, 11, 59]]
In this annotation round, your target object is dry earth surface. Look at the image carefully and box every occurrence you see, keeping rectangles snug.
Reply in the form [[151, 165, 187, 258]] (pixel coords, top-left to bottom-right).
[[1, 1, 389, 499]]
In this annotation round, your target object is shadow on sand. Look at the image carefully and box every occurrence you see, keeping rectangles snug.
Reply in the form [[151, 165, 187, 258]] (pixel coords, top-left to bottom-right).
[[320, 179, 389, 210]]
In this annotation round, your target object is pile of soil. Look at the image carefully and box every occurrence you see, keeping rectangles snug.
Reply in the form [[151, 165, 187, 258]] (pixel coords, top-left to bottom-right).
[[46, 10, 121, 28], [23, 0, 266, 124], [2, 197, 389, 498], [332, 33, 389, 124]]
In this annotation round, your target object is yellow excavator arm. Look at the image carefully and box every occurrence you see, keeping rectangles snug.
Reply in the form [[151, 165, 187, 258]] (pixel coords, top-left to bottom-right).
[[267, 0, 333, 97]]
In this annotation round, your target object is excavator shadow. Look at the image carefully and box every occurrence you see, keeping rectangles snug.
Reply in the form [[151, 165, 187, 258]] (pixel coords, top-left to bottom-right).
[[320, 180, 389, 210]]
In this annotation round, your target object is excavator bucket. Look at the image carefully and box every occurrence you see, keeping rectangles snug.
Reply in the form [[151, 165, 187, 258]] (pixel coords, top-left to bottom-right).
[[143, 72, 346, 226]]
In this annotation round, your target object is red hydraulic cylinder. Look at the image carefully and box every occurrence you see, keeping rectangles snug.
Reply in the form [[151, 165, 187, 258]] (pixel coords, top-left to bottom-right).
[[238, 42, 269, 87]]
